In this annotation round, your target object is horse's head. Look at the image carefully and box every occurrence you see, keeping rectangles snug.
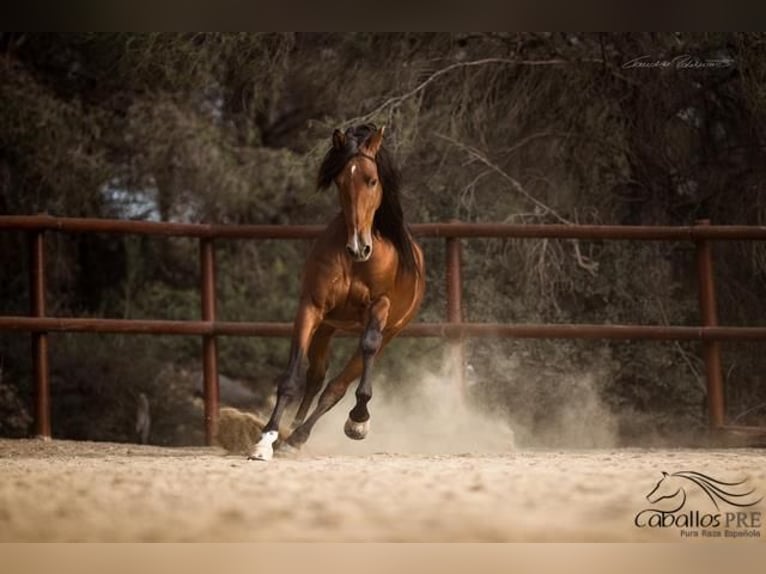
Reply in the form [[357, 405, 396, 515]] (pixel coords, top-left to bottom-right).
[[646, 471, 683, 504], [327, 125, 386, 263]]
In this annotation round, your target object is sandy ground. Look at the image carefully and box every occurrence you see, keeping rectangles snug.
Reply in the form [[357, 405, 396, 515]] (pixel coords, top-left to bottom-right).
[[1, 437, 764, 542]]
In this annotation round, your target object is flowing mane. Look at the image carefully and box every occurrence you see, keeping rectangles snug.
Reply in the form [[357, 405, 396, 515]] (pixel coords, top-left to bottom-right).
[[317, 123, 418, 275]]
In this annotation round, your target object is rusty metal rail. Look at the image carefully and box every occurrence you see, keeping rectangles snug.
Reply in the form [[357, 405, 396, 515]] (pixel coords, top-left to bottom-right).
[[0, 215, 766, 241], [3, 214, 766, 240], [2, 214, 766, 445], [3, 316, 766, 340]]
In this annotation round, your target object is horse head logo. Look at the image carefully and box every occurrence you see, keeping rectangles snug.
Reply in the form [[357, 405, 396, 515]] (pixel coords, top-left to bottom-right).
[[646, 471, 762, 512]]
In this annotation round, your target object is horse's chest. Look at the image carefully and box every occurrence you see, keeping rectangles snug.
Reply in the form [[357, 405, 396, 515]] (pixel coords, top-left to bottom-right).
[[324, 275, 387, 324], [345, 278, 371, 306], [342, 275, 390, 312]]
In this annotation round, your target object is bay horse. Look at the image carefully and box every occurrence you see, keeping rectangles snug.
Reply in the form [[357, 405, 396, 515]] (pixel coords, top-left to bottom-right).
[[249, 124, 425, 461]]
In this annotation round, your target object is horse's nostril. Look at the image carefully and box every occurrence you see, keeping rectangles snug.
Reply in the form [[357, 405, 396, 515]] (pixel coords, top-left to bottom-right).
[[346, 245, 356, 257], [362, 245, 371, 257]]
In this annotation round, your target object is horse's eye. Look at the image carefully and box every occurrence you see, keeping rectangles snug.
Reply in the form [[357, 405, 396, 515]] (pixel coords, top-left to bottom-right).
[[368, 178, 377, 188]]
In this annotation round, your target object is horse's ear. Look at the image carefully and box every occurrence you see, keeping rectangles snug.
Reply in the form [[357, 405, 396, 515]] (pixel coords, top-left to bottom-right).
[[364, 125, 385, 157], [332, 129, 346, 150]]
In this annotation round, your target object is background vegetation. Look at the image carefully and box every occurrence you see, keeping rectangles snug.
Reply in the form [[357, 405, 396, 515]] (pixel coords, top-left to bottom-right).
[[1, 33, 765, 445]]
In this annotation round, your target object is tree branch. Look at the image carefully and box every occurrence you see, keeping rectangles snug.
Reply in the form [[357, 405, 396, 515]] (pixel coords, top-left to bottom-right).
[[435, 132, 570, 224], [347, 57, 603, 126], [438, 132, 602, 275]]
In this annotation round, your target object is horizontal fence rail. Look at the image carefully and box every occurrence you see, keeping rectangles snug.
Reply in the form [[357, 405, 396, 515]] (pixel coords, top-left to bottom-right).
[[2, 214, 766, 446], [3, 214, 766, 240], [2, 317, 766, 341]]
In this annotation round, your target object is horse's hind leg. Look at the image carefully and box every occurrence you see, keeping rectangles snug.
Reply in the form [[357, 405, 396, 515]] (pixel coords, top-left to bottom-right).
[[291, 324, 334, 429], [345, 297, 391, 440], [285, 353, 364, 448], [283, 299, 392, 450], [287, 328, 394, 449]]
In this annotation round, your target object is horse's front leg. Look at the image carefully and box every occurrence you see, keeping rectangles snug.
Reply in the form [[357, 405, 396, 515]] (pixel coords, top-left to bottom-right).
[[344, 296, 391, 440], [249, 302, 322, 461], [291, 323, 335, 430]]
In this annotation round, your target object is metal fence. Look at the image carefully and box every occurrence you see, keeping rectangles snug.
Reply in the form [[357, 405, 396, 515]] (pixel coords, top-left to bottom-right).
[[2, 214, 766, 445]]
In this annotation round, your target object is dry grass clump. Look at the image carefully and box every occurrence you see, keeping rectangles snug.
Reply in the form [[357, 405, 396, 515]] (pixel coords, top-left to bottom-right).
[[215, 407, 266, 454]]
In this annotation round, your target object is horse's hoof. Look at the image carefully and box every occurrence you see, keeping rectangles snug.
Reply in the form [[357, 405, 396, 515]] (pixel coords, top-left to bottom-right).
[[344, 417, 370, 440], [247, 430, 278, 462], [247, 445, 273, 461], [276, 442, 301, 459]]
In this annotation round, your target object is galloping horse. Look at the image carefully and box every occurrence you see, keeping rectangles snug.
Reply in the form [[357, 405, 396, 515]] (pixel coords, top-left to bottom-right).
[[250, 124, 425, 461]]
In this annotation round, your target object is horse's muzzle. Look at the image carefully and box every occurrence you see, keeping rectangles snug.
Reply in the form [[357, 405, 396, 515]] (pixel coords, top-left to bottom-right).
[[346, 244, 372, 262], [346, 237, 372, 262]]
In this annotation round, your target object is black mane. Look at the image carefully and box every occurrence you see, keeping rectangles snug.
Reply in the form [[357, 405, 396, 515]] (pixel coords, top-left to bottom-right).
[[317, 124, 418, 275]]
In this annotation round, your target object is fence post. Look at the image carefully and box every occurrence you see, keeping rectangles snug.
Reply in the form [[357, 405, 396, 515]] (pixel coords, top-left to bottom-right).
[[695, 219, 725, 429], [200, 238, 219, 445], [29, 229, 51, 439], [446, 225, 466, 398]]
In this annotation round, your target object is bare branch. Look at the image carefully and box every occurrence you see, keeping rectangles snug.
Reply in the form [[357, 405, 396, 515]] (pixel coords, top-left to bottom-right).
[[435, 132, 570, 224], [732, 401, 766, 424], [458, 169, 491, 217], [498, 131, 573, 158], [438, 132, 604, 275], [347, 57, 602, 126], [656, 299, 704, 389], [571, 240, 599, 275]]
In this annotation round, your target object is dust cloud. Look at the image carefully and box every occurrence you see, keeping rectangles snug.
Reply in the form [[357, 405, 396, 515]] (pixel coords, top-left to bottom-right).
[[533, 372, 618, 448], [506, 370, 619, 449], [217, 347, 620, 456], [307, 357, 516, 456]]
